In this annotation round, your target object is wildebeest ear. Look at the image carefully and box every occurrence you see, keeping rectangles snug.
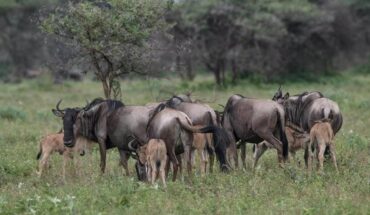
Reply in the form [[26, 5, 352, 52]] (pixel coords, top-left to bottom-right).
[[283, 93, 290, 100], [52, 109, 64, 117]]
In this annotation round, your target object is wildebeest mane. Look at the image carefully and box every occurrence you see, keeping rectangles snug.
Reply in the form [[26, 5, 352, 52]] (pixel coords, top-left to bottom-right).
[[147, 103, 167, 131], [80, 98, 124, 141], [284, 91, 324, 127]]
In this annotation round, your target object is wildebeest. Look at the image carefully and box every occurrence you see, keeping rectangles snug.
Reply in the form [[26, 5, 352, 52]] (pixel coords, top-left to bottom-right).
[[272, 88, 343, 134], [253, 126, 310, 166], [138, 139, 168, 187], [36, 131, 90, 179], [164, 95, 218, 172], [147, 106, 229, 181], [306, 119, 338, 173], [52, 98, 133, 174], [222, 94, 289, 168]]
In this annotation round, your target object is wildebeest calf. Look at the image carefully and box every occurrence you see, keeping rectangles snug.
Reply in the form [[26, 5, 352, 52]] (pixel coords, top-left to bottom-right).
[[192, 131, 213, 176], [253, 126, 310, 166], [306, 120, 338, 172], [138, 139, 168, 187], [36, 132, 90, 180]]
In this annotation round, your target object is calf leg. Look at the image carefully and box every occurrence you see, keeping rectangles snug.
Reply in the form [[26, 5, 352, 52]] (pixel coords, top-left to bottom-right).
[[318, 143, 326, 173], [329, 144, 338, 173], [37, 152, 50, 178], [161, 158, 167, 188], [209, 152, 215, 173]]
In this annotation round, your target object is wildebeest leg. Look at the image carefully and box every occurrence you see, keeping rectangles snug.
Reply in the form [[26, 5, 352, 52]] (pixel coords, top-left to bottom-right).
[[176, 154, 183, 178], [184, 145, 192, 177], [37, 152, 49, 178], [161, 157, 167, 187], [318, 142, 326, 173], [209, 153, 214, 173], [165, 158, 170, 178], [199, 149, 208, 176], [118, 149, 130, 176], [151, 160, 157, 185], [304, 141, 313, 172], [240, 142, 247, 169], [329, 144, 338, 173], [97, 138, 107, 173], [256, 132, 284, 166], [253, 142, 269, 169], [169, 152, 179, 182]]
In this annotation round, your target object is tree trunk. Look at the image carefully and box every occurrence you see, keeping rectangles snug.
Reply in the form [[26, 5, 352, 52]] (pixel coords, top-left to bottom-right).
[[185, 56, 194, 80], [101, 79, 111, 99], [231, 58, 237, 83]]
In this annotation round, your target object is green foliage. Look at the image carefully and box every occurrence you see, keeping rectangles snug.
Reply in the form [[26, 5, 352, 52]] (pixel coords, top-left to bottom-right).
[[41, 0, 169, 98], [0, 107, 26, 121]]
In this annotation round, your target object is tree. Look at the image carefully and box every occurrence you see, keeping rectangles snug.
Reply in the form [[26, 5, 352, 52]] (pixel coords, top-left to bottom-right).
[[41, 0, 169, 98]]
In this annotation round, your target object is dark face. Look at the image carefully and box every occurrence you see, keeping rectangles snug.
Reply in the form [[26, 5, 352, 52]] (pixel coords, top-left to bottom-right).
[[135, 161, 147, 181], [62, 108, 80, 147], [272, 88, 283, 101]]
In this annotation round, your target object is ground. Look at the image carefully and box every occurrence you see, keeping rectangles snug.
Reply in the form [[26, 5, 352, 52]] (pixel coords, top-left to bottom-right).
[[0, 73, 369, 214]]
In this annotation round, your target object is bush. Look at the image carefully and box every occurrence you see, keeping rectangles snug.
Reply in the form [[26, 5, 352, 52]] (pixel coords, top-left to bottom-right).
[[0, 107, 26, 121]]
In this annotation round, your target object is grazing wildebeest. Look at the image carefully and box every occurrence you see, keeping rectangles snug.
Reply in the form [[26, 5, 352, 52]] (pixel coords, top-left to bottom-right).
[[138, 139, 168, 187], [306, 119, 338, 173], [147, 106, 229, 181], [272, 88, 343, 134], [36, 131, 91, 179], [222, 94, 289, 168], [253, 126, 310, 165]]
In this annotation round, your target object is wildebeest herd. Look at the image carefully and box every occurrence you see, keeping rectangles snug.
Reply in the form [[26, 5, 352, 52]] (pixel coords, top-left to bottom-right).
[[37, 87, 343, 187]]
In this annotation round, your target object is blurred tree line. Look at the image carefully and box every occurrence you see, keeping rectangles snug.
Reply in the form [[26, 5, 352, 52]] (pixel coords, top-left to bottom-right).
[[0, 0, 370, 86]]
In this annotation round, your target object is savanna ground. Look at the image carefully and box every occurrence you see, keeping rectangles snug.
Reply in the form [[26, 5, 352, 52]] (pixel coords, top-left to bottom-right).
[[0, 71, 369, 214]]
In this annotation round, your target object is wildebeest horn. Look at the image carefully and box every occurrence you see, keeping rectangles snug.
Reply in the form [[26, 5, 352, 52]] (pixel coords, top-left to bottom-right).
[[56, 99, 63, 112], [218, 104, 225, 108], [128, 138, 136, 151]]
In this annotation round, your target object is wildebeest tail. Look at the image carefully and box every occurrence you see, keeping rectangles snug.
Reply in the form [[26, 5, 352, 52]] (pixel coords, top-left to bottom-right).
[[36, 148, 42, 160], [176, 118, 229, 171], [277, 110, 289, 159], [156, 160, 161, 169]]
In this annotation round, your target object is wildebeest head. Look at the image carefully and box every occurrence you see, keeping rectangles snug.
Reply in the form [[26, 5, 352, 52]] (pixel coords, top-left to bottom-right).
[[272, 87, 290, 105], [52, 100, 81, 148], [272, 85, 283, 101]]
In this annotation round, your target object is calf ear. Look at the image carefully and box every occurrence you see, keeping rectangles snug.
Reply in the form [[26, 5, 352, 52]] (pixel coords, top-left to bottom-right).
[[283, 93, 290, 100], [52, 109, 64, 117]]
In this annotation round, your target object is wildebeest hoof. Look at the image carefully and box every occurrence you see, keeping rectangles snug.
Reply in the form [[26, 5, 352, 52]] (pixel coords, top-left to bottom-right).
[[79, 150, 85, 156]]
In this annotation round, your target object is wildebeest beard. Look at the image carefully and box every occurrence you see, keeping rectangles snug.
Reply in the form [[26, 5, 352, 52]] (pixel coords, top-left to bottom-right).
[[284, 92, 323, 126]]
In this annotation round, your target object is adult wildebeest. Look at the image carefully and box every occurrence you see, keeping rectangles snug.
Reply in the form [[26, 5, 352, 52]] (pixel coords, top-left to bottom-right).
[[146, 106, 229, 181], [272, 88, 343, 134], [164, 96, 218, 172], [222, 94, 289, 168], [53, 98, 126, 174]]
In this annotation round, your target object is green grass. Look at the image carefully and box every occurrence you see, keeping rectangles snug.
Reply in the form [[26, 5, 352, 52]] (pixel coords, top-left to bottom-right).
[[0, 73, 369, 214]]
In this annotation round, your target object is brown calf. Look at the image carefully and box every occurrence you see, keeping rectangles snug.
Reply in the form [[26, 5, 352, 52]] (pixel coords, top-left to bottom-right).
[[191, 132, 213, 176], [36, 132, 91, 180], [306, 120, 338, 173], [253, 126, 310, 167], [138, 139, 167, 187]]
